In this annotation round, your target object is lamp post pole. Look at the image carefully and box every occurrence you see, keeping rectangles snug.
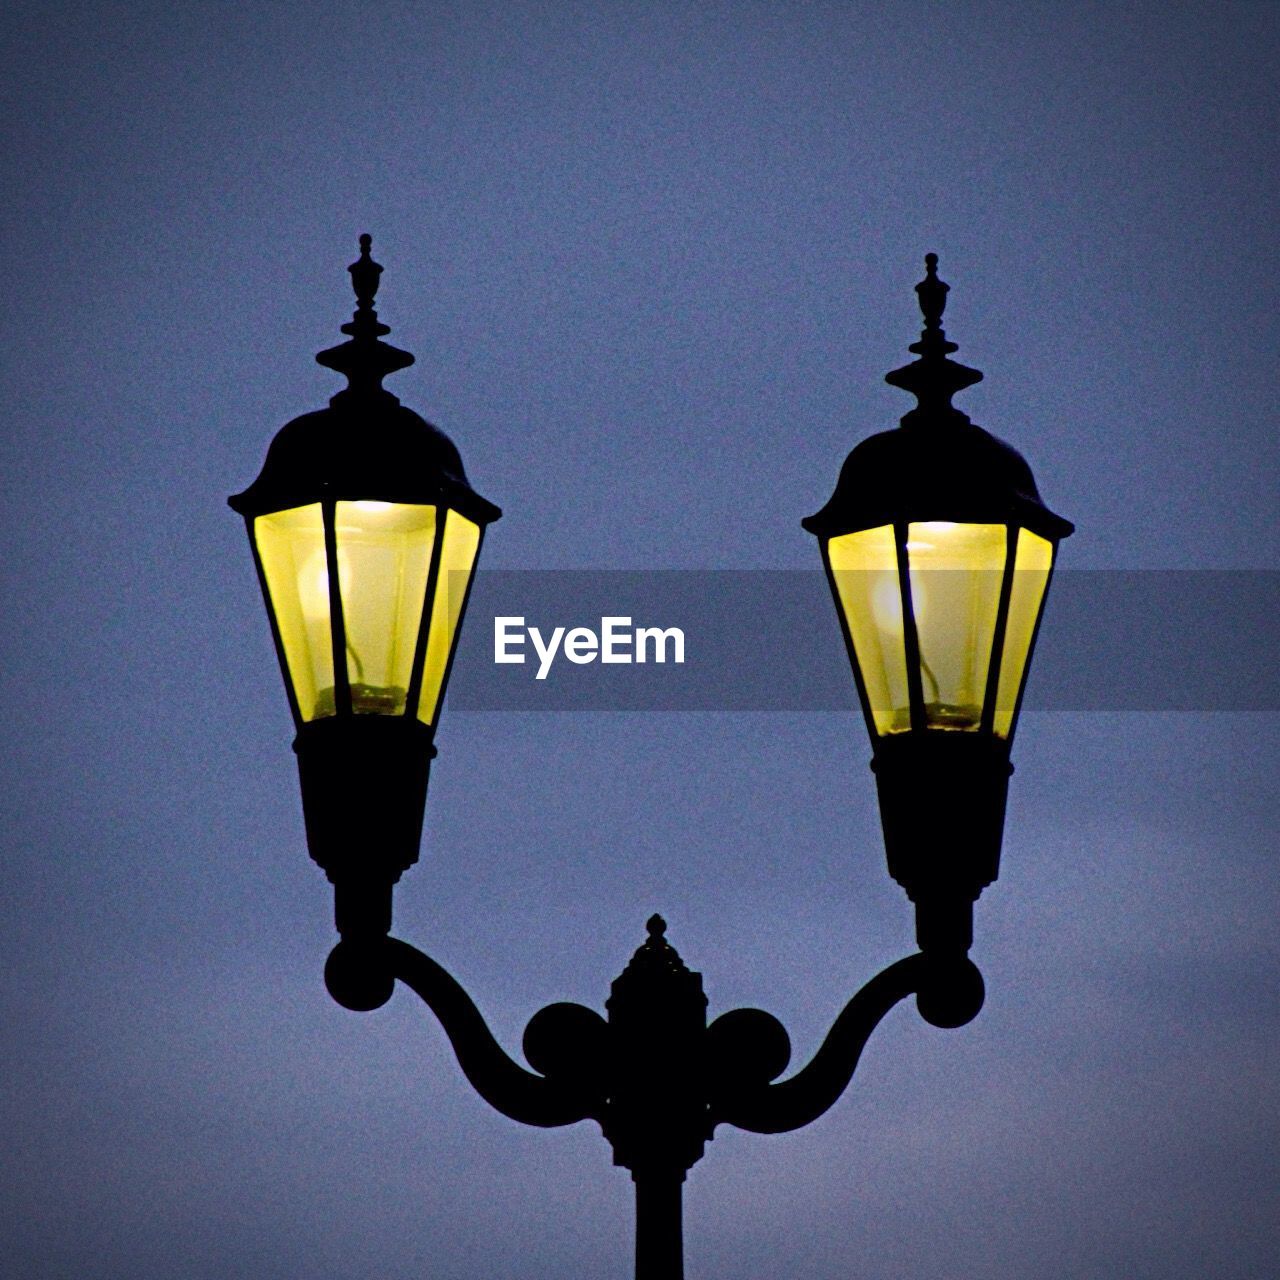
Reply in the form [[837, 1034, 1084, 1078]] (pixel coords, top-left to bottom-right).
[[230, 240, 1072, 1280]]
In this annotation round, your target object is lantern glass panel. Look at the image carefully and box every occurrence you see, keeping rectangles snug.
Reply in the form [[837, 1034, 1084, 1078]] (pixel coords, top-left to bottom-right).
[[906, 522, 1006, 731], [828, 524, 910, 736], [993, 528, 1054, 737], [417, 511, 482, 727], [254, 502, 335, 723], [333, 501, 438, 718]]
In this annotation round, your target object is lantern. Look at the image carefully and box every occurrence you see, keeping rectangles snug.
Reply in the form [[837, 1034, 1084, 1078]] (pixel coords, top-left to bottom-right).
[[804, 256, 1072, 950], [230, 236, 500, 939]]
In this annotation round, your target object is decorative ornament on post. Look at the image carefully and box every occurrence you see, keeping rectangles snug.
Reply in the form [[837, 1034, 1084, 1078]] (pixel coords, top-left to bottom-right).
[[229, 243, 1072, 1280]]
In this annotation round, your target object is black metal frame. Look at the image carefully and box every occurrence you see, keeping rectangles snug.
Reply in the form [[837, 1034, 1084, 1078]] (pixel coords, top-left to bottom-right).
[[323, 916, 984, 1280]]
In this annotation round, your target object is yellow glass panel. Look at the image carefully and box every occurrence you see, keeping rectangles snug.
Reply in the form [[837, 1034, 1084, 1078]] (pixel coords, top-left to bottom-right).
[[254, 503, 334, 722], [993, 528, 1054, 738], [418, 511, 482, 727], [334, 501, 438, 716], [906, 522, 1007, 731], [828, 525, 910, 736]]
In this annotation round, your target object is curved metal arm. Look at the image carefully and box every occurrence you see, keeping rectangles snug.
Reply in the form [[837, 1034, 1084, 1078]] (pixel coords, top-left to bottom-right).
[[329, 936, 604, 1129], [711, 954, 924, 1134]]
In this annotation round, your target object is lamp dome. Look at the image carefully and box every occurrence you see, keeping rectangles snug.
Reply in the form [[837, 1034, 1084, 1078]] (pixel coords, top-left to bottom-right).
[[228, 397, 500, 526], [802, 418, 1072, 543]]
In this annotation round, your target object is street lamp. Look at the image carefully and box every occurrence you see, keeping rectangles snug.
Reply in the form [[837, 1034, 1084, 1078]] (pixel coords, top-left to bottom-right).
[[230, 240, 1072, 1279], [803, 253, 1073, 981], [229, 235, 500, 959]]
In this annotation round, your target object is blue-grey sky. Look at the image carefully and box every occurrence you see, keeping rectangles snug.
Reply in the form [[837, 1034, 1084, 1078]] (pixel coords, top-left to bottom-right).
[[2, 3, 1276, 1278]]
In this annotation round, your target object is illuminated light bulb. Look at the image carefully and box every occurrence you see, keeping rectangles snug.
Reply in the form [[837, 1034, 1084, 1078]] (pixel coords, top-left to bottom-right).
[[871, 572, 905, 634], [298, 546, 405, 717], [299, 548, 332, 622], [871, 571, 928, 633], [351, 499, 395, 514], [300, 546, 364, 620]]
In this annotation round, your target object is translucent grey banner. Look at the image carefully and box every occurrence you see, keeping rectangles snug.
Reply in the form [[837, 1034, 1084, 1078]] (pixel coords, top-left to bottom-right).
[[446, 571, 1278, 712]]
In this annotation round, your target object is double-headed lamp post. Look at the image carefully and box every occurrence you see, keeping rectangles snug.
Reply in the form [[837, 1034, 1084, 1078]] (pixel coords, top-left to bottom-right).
[[230, 238, 1072, 1280]]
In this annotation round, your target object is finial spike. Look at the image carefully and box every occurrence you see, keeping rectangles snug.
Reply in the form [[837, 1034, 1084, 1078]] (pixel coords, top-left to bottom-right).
[[316, 232, 414, 396], [915, 252, 949, 330], [884, 252, 982, 423], [349, 233, 382, 312], [646, 913, 667, 939]]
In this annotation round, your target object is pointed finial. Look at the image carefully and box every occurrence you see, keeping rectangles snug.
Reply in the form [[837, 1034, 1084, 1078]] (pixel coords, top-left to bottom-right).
[[349, 233, 382, 311], [916, 252, 949, 329], [316, 233, 414, 397], [884, 252, 982, 425]]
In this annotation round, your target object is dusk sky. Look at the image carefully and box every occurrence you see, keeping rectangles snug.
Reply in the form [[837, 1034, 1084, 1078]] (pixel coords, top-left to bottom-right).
[[2, 3, 1277, 1278]]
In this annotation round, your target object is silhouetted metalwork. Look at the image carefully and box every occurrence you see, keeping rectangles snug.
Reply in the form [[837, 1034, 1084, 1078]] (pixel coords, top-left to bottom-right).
[[229, 235, 500, 943], [230, 243, 1073, 1280], [804, 254, 1073, 964], [324, 916, 981, 1280]]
